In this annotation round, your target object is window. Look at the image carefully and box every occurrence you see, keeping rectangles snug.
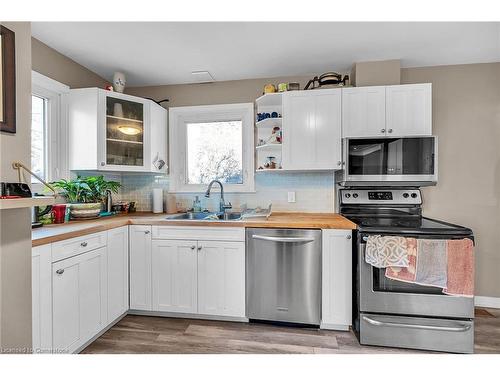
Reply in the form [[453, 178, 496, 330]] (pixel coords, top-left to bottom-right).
[[31, 71, 70, 191], [169, 103, 254, 192]]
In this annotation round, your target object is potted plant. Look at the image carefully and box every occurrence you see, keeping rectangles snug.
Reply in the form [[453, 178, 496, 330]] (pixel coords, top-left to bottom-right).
[[51, 176, 121, 219]]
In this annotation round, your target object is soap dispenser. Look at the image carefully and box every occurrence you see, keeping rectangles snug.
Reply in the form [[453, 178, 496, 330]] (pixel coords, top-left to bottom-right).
[[193, 196, 202, 212]]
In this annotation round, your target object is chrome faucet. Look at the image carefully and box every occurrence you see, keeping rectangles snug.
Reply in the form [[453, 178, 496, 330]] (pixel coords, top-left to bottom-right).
[[205, 180, 232, 213]]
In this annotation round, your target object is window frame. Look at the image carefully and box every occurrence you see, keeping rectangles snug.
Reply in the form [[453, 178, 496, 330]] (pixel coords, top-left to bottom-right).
[[169, 103, 255, 193], [31, 71, 70, 192]]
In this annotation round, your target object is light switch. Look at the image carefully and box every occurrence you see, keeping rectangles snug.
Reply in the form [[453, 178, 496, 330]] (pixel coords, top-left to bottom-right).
[[287, 192, 296, 203]]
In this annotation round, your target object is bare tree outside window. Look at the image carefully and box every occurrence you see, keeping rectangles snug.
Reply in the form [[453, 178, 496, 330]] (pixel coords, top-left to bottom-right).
[[187, 121, 243, 185]]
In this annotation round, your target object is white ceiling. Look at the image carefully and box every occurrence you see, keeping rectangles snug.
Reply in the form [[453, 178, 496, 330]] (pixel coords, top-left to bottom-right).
[[31, 22, 500, 87]]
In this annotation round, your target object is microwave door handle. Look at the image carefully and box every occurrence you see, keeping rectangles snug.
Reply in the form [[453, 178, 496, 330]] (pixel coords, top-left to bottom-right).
[[251, 235, 315, 244], [362, 316, 471, 332]]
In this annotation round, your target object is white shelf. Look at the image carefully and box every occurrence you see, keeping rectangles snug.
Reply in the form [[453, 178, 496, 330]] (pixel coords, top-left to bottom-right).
[[255, 168, 286, 173], [256, 143, 282, 151], [255, 117, 282, 128], [255, 93, 282, 107], [107, 138, 143, 145], [0, 196, 55, 210], [106, 115, 143, 124]]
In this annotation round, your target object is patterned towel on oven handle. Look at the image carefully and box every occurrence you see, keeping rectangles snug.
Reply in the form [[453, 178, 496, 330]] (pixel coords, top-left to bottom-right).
[[365, 235, 409, 268]]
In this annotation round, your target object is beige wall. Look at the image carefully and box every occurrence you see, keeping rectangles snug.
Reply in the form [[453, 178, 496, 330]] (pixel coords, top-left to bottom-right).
[[0, 22, 33, 351], [31, 37, 109, 89], [128, 63, 500, 298], [402, 63, 500, 298]]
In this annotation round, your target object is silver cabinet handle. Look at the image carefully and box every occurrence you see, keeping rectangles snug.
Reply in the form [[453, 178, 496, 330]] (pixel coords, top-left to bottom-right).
[[252, 235, 315, 244], [81, 241, 88, 247], [197, 245, 202, 251], [362, 316, 471, 332], [190, 245, 196, 250], [144, 230, 150, 234], [56, 269, 64, 275], [362, 236, 369, 242], [381, 129, 386, 133], [388, 128, 393, 133], [337, 161, 342, 166], [346, 234, 352, 240], [100, 162, 105, 166]]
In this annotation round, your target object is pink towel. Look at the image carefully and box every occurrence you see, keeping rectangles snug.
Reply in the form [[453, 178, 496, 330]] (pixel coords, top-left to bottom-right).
[[385, 238, 417, 282], [444, 239, 474, 297]]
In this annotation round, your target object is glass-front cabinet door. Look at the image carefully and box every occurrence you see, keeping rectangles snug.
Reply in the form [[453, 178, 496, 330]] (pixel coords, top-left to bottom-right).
[[103, 94, 147, 170]]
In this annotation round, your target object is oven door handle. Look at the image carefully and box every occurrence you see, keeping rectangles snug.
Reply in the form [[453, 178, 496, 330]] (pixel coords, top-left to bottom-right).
[[362, 316, 471, 332], [251, 235, 315, 244]]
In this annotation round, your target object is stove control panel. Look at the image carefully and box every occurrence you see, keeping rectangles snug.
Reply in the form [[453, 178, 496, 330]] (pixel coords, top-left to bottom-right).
[[340, 189, 422, 205]]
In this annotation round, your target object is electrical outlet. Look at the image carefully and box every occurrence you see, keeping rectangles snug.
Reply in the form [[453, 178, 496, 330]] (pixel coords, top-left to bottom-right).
[[287, 191, 296, 203]]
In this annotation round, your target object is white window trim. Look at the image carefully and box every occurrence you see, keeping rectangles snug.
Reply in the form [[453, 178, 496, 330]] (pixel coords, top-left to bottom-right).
[[31, 71, 70, 192], [169, 103, 255, 193]]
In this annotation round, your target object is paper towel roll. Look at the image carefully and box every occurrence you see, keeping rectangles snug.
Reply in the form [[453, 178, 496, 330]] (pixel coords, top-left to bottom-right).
[[152, 188, 163, 213]]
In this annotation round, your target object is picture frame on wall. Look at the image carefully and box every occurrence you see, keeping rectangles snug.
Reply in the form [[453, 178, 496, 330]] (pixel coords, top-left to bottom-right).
[[0, 25, 16, 134]]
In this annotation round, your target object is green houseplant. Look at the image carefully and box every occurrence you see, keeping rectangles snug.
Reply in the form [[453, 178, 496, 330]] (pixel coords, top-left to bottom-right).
[[51, 175, 121, 219]]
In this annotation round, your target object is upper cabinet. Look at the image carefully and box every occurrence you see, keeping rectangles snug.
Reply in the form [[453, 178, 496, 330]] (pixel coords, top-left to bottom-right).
[[342, 83, 432, 138], [69, 88, 167, 173]]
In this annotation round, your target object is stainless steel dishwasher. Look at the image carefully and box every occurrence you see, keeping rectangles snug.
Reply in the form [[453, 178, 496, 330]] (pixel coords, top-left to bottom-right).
[[246, 228, 322, 325]]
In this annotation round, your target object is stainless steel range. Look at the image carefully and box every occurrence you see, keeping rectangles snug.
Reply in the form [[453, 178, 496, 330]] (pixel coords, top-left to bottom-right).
[[339, 187, 475, 353]]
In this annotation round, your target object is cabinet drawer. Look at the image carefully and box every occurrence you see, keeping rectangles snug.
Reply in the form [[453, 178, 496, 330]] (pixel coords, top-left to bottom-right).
[[152, 226, 245, 242], [52, 232, 107, 262]]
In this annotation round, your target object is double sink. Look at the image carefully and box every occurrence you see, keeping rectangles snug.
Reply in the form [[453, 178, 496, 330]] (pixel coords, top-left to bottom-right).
[[165, 211, 242, 221]]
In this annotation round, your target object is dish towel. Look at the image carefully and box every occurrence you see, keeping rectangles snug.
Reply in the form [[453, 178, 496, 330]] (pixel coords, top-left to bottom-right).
[[385, 238, 417, 282], [414, 239, 448, 288], [444, 239, 475, 297], [365, 235, 409, 268]]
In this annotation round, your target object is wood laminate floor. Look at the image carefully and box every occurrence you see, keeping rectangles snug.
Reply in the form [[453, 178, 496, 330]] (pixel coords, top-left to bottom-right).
[[82, 308, 500, 354]]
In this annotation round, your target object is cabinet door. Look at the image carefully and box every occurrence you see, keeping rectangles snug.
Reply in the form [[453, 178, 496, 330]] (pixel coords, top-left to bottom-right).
[[129, 225, 152, 310], [321, 229, 352, 330], [52, 247, 107, 353], [282, 89, 342, 170], [152, 240, 198, 313], [197, 241, 245, 317], [32, 245, 52, 353], [386, 83, 432, 136], [107, 227, 129, 323], [342, 86, 386, 137]]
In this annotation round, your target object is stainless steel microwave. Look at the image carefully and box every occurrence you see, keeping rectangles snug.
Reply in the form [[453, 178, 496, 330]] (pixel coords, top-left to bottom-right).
[[338, 136, 437, 186]]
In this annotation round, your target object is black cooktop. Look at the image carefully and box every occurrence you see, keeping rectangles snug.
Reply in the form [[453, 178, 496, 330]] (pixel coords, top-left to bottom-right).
[[346, 215, 473, 236]]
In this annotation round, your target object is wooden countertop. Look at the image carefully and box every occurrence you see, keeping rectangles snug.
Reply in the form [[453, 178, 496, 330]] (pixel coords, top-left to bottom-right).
[[32, 212, 356, 247]]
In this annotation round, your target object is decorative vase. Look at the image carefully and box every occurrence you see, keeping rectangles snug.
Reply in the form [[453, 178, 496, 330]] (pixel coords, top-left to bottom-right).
[[70, 202, 101, 220], [112, 72, 126, 93]]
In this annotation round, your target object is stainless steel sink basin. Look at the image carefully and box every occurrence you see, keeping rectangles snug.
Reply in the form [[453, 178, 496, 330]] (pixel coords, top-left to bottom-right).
[[165, 212, 242, 221]]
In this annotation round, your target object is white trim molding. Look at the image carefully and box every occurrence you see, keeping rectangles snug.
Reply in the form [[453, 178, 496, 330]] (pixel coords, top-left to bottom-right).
[[168, 103, 255, 193], [475, 296, 500, 309]]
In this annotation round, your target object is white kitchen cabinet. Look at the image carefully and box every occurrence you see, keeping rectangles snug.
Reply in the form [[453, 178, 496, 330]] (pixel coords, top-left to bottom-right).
[[107, 227, 129, 323], [151, 240, 198, 313], [386, 83, 432, 136], [32, 245, 52, 353], [321, 229, 352, 331], [197, 241, 245, 317], [69, 88, 167, 173], [52, 247, 107, 353], [282, 89, 342, 170], [129, 225, 153, 311], [342, 86, 386, 138]]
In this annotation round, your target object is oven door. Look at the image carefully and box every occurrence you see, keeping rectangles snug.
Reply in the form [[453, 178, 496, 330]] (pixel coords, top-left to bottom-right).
[[343, 137, 437, 186], [359, 233, 474, 319]]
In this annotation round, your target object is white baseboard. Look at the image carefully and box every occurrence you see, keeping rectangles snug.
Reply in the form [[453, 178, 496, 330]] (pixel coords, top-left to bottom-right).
[[475, 296, 500, 309]]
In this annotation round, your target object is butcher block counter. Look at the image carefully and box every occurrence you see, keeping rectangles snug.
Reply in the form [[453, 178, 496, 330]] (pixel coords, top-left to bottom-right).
[[32, 212, 356, 247]]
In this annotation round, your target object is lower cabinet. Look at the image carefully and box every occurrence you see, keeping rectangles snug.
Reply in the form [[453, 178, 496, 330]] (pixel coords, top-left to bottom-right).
[[52, 247, 108, 353], [150, 237, 246, 318], [321, 229, 353, 331], [107, 226, 129, 323], [129, 225, 152, 310]]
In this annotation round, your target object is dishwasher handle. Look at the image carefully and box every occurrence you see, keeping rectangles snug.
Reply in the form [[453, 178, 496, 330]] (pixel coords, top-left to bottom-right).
[[251, 234, 315, 244]]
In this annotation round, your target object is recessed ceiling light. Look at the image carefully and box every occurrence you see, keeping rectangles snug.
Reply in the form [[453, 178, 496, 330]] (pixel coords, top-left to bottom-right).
[[191, 71, 215, 83]]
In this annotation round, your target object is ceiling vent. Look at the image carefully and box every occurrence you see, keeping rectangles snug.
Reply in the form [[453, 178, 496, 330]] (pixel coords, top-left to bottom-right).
[[191, 71, 215, 83]]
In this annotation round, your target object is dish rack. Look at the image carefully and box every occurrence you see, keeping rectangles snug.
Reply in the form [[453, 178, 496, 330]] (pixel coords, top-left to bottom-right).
[[240, 203, 272, 220]]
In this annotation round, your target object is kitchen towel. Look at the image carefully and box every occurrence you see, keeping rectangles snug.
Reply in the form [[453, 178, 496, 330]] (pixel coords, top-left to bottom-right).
[[444, 238, 475, 297], [385, 237, 417, 282], [365, 235, 409, 268], [414, 239, 448, 288]]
